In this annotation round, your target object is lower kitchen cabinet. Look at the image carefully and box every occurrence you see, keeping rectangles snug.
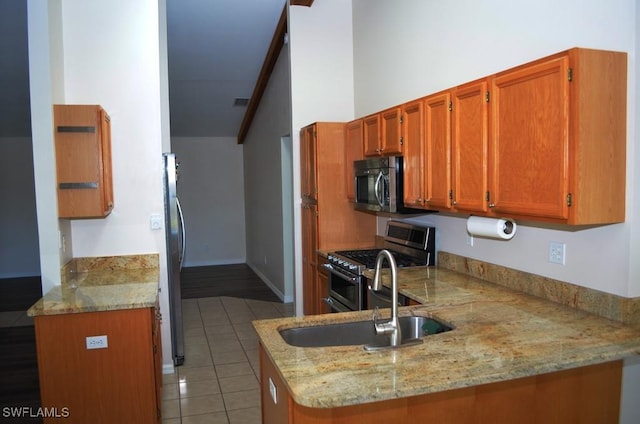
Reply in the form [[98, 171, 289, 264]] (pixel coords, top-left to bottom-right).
[[260, 344, 621, 424], [34, 307, 162, 423], [301, 203, 318, 315]]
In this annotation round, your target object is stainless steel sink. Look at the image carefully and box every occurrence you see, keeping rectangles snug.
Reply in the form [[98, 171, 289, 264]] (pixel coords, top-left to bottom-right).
[[278, 315, 452, 349]]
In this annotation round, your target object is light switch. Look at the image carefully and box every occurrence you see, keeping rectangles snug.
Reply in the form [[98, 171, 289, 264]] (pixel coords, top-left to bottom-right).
[[150, 213, 163, 230]]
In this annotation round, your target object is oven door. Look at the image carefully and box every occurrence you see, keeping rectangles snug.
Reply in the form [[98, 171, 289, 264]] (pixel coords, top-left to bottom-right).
[[322, 264, 364, 312]]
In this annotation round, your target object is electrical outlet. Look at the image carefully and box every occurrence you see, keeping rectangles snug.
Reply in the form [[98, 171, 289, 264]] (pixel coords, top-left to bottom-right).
[[269, 377, 278, 404], [86, 335, 108, 350], [548, 242, 566, 265]]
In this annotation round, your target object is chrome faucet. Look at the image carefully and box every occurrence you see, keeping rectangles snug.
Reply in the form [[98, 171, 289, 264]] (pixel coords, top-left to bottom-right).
[[369, 249, 402, 347]]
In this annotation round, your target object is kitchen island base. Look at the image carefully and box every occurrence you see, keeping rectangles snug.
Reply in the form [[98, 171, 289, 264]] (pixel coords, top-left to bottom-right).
[[34, 308, 162, 423], [261, 345, 621, 424]]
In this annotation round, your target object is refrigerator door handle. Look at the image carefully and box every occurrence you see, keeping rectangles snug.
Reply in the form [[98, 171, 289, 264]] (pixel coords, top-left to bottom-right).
[[176, 197, 186, 270]]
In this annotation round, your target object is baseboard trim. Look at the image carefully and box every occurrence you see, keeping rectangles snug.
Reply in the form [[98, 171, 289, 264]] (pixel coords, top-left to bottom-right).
[[245, 263, 292, 303], [182, 259, 247, 268]]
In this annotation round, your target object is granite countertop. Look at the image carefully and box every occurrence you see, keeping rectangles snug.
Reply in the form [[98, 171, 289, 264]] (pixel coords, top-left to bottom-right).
[[252, 266, 640, 409], [27, 254, 159, 317]]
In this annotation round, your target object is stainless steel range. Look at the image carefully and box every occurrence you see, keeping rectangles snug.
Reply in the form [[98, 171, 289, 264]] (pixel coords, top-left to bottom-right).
[[323, 221, 435, 313]]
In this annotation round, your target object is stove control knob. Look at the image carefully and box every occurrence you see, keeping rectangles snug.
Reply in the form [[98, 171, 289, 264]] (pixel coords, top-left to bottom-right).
[[349, 264, 357, 271]]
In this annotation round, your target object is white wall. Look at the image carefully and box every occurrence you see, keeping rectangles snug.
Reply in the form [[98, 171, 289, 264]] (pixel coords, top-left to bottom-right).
[[352, 0, 639, 299], [28, 0, 172, 369], [172, 137, 246, 266], [288, 0, 355, 314], [243, 47, 293, 301], [27, 0, 64, 295], [0, 137, 40, 278]]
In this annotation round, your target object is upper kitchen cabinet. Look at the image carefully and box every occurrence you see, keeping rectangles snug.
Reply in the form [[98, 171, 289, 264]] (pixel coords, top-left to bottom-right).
[[300, 124, 317, 202], [401, 99, 426, 209], [54, 105, 114, 219], [451, 79, 490, 214], [423, 91, 452, 210], [363, 107, 403, 157], [345, 119, 364, 202], [489, 48, 627, 224]]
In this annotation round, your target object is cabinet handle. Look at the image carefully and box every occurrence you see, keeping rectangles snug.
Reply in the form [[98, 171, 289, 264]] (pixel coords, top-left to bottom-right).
[[57, 126, 96, 133], [416, 198, 423, 204], [59, 182, 98, 189], [489, 203, 495, 208]]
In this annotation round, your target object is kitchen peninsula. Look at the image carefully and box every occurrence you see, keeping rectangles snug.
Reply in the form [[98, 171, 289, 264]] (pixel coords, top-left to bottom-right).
[[27, 254, 162, 424], [254, 253, 640, 423]]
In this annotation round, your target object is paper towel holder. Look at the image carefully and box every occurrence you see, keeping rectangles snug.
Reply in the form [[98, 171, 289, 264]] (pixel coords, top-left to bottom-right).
[[466, 216, 517, 240]]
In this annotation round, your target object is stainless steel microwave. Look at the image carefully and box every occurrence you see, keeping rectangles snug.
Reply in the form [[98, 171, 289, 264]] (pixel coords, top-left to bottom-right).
[[354, 156, 403, 213]]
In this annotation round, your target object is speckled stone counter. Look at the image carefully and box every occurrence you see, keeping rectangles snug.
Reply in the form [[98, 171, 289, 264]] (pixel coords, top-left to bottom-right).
[[27, 254, 159, 316], [253, 265, 640, 409]]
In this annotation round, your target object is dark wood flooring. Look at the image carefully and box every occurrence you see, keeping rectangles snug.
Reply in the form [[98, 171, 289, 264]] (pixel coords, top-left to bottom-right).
[[180, 263, 281, 302], [0, 263, 280, 420], [0, 326, 42, 423]]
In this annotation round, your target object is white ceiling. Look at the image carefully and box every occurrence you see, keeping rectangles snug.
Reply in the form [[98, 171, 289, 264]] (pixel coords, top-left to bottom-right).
[[0, 0, 285, 139], [166, 0, 285, 138]]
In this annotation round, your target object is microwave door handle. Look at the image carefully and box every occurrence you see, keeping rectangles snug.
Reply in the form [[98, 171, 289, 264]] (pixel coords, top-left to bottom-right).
[[374, 171, 385, 207]]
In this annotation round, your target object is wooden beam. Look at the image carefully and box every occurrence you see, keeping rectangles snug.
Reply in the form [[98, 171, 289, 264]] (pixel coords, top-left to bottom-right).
[[237, 1, 313, 143]]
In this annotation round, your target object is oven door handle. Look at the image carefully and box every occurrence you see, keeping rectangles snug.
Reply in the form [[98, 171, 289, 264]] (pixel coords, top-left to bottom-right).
[[322, 263, 359, 284], [323, 297, 351, 313]]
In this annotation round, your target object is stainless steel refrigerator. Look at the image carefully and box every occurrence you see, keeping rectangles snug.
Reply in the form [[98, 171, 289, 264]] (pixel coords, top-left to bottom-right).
[[163, 152, 185, 366]]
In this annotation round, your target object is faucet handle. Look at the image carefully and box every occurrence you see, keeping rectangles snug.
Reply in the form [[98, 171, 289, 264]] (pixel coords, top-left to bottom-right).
[[372, 306, 380, 324]]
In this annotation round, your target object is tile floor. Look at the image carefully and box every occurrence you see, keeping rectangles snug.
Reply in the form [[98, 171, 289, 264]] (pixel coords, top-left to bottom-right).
[[161, 296, 293, 424]]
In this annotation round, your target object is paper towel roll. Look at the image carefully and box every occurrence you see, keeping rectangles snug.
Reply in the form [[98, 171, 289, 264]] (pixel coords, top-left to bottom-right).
[[466, 216, 517, 240]]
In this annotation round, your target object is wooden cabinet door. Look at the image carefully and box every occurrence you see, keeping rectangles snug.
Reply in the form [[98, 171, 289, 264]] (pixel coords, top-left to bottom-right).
[[300, 125, 317, 201], [491, 55, 570, 219], [152, 308, 162, 423], [301, 204, 318, 315], [363, 114, 381, 156], [424, 92, 452, 209], [54, 105, 114, 218], [345, 120, 363, 202], [260, 345, 292, 424], [99, 109, 114, 214], [380, 107, 403, 156], [452, 79, 490, 213], [35, 309, 158, 423], [401, 99, 425, 209]]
